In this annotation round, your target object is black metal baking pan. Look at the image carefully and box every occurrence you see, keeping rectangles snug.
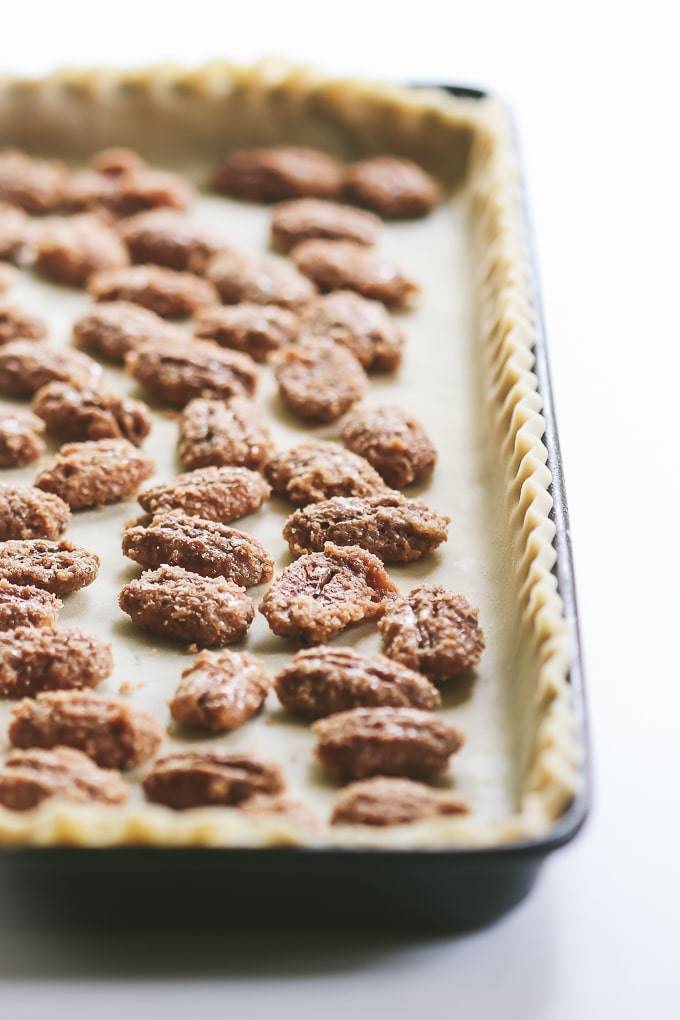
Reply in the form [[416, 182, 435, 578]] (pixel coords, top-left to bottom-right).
[[0, 82, 589, 933]]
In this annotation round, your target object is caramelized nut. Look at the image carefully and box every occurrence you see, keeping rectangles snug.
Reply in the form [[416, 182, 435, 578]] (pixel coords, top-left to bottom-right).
[[273, 341, 367, 422], [293, 239, 419, 309], [0, 302, 48, 345], [0, 539, 99, 595], [32, 382, 151, 445], [125, 338, 257, 408], [0, 413, 46, 468], [0, 579, 61, 631], [34, 213, 129, 287], [178, 397, 272, 472], [170, 649, 270, 732], [0, 150, 67, 214], [341, 405, 436, 489], [193, 303, 298, 362], [36, 439, 155, 509], [0, 485, 70, 540], [265, 440, 387, 505], [344, 156, 442, 218], [298, 290, 403, 372], [143, 749, 284, 810], [270, 198, 380, 252], [119, 208, 227, 273], [213, 146, 344, 202], [206, 250, 315, 309], [0, 341, 102, 396], [73, 300, 182, 363], [139, 465, 270, 523], [89, 265, 218, 318], [0, 747, 126, 811], [0, 626, 113, 696], [332, 777, 468, 826]]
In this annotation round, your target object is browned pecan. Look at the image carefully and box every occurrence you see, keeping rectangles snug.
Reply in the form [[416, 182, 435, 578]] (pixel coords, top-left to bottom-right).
[[125, 338, 257, 408], [73, 301, 183, 363], [8, 690, 162, 769], [178, 397, 272, 472], [119, 565, 254, 647], [0, 746, 127, 811], [0, 485, 70, 540], [282, 493, 449, 563], [0, 202, 28, 261], [90, 148, 146, 177], [260, 542, 397, 644], [0, 341, 102, 396], [123, 512, 273, 587], [273, 341, 367, 423], [0, 625, 113, 696], [65, 166, 192, 218], [331, 776, 468, 826], [341, 405, 436, 489], [313, 706, 463, 780], [292, 239, 419, 309], [143, 749, 284, 810], [213, 146, 344, 202], [89, 265, 217, 318], [36, 439, 155, 510], [32, 382, 151, 446], [34, 213, 129, 287], [270, 198, 380, 252], [170, 648, 270, 732], [118, 208, 228, 273], [0, 579, 61, 631], [297, 290, 403, 372], [193, 303, 299, 362], [344, 156, 442, 218], [138, 465, 270, 523], [274, 646, 439, 719], [0, 301, 48, 345], [379, 586, 485, 683], [0, 412, 46, 468], [265, 440, 387, 505], [0, 539, 99, 595], [0, 150, 67, 214], [206, 250, 315, 310]]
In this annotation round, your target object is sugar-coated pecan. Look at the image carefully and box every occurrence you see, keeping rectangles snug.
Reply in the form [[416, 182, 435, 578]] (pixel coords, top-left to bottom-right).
[[0, 625, 113, 696], [341, 405, 436, 489], [34, 213, 129, 287], [0, 539, 99, 595], [213, 146, 344, 202], [73, 300, 182, 363], [274, 645, 439, 719], [273, 341, 367, 422], [0, 747, 126, 811], [123, 512, 273, 587], [0, 340, 102, 396], [379, 586, 485, 683], [0, 202, 28, 261], [170, 648, 270, 732], [0, 149, 67, 214], [138, 465, 270, 523], [265, 439, 387, 505], [206, 250, 315, 310], [8, 690, 162, 770], [118, 208, 228, 273], [292, 239, 419, 309], [313, 706, 463, 780], [32, 382, 151, 446], [193, 303, 299, 362], [260, 542, 397, 644], [89, 265, 217, 318], [331, 777, 468, 826], [178, 397, 272, 472], [0, 301, 48, 345], [143, 749, 284, 810], [90, 148, 146, 177], [0, 579, 61, 631], [0, 412, 46, 468], [65, 166, 192, 217], [270, 198, 380, 252], [119, 565, 255, 647], [344, 156, 442, 218], [0, 485, 70, 540], [298, 290, 403, 372], [36, 438, 155, 509], [125, 338, 257, 408]]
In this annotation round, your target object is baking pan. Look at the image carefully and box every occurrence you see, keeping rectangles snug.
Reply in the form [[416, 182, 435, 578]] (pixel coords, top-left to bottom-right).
[[0, 71, 589, 931]]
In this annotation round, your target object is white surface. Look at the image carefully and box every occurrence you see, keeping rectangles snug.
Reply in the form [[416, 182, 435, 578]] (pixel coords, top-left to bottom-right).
[[0, 2, 679, 1016]]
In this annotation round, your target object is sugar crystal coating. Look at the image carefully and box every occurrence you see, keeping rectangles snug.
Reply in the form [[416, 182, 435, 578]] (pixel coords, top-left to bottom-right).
[[0, 625, 113, 696], [139, 465, 270, 523], [143, 749, 284, 810], [341, 405, 436, 489], [32, 381, 151, 446], [274, 341, 367, 423], [265, 440, 387, 505], [35, 438, 155, 509], [178, 397, 272, 472], [170, 648, 270, 732], [0, 485, 70, 540], [0, 747, 126, 811]]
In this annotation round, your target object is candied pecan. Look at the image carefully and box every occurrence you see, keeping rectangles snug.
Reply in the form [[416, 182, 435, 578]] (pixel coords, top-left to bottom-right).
[[143, 749, 283, 810], [213, 146, 344, 202], [379, 587, 485, 683], [0, 625, 113, 696], [265, 440, 387, 505], [170, 648, 270, 732], [0, 149, 67, 214], [206, 250, 315, 310], [8, 690, 162, 769], [118, 208, 228, 273], [139, 465, 270, 523], [239, 792, 314, 825], [341, 405, 436, 489], [126, 338, 257, 408], [344, 156, 442, 218], [274, 341, 367, 423], [331, 776, 468, 826], [0, 301, 48, 345], [89, 265, 217, 318], [292, 239, 419, 309], [314, 706, 463, 780], [270, 198, 380, 253], [0, 485, 70, 540], [0, 202, 28, 261], [32, 382, 151, 446], [0, 412, 46, 468], [0, 747, 126, 811], [0, 340, 102, 396], [123, 512, 273, 587], [260, 542, 397, 644], [65, 167, 192, 217], [178, 397, 272, 472], [275, 646, 439, 719], [193, 303, 299, 362], [119, 565, 254, 647], [0, 539, 99, 595], [36, 439, 154, 510], [73, 300, 182, 363], [283, 493, 449, 563], [298, 290, 403, 372], [90, 148, 146, 176], [0, 579, 61, 631], [34, 213, 129, 287]]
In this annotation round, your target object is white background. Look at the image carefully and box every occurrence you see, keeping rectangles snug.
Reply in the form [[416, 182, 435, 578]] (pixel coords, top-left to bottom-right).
[[1, 1, 679, 1016]]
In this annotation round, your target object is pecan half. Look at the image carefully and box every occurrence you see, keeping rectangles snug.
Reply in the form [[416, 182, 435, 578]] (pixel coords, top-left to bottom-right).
[[297, 290, 403, 372], [331, 777, 468, 826], [0, 539, 99, 595], [126, 338, 257, 408], [143, 749, 284, 810], [265, 440, 387, 505], [170, 648, 270, 732], [292, 239, 419, 309], [178, 397, 272, 472], [138, 466, 270, 523], [270, 198, 380, 252], [0, 485, 70, 540], [36, 439, 155, 509], [73, 301, 182, 363], [213, 146, 344, 202], [0, 747, 126, 811], [193, 303, 299, 362], [89, 265, 217, 318], [273, 341, 367, 423], [206, 250, 315, 310], [0, 341, 102, 396], [0, 579, 61, 631], [344, 156, 442, 218], [32, 382, 151, 446], [0, 626, 113, 696], [341, 405, 436, 489]]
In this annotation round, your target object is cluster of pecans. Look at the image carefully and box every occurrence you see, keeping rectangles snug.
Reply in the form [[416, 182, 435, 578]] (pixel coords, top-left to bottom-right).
[[0, 142, 485, 830]]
